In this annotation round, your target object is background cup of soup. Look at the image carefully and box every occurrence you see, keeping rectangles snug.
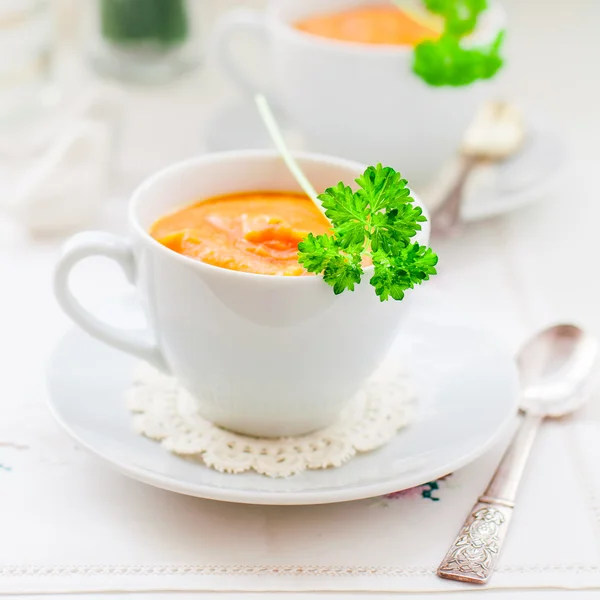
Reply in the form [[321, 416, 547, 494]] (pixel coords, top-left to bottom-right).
[[54, 150, 430, 438], [213, 0, 506, 188]]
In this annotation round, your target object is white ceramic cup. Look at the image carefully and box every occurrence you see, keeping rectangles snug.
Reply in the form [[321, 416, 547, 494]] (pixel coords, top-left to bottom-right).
[[214, 0, 505, 188], [54, 150, 429, 438]]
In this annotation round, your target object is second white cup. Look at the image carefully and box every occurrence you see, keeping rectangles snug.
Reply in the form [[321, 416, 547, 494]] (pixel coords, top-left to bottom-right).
[[214, 0, 505, 187]]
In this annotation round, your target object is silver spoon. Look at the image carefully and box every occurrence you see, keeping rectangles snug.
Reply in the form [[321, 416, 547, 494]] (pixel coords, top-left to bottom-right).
[[437, 324, 599, 584], [431, 101, 524, 237]]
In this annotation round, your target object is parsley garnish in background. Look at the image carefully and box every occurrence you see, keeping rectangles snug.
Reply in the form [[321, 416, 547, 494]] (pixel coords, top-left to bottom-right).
[[298, 165, 438, 301], [411, 0, 505, 86]]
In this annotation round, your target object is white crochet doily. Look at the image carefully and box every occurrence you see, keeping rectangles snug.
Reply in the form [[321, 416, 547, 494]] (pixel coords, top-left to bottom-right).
[[126, 363, 416, 478]]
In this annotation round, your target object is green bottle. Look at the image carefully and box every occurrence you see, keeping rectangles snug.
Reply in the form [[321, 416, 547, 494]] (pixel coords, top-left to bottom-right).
[[100, 0, 189, 50]]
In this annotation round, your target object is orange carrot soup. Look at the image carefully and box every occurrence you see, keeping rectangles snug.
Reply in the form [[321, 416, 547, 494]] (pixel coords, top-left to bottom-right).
[[294, 5, 439, 46], [150, 191, 331, 276]]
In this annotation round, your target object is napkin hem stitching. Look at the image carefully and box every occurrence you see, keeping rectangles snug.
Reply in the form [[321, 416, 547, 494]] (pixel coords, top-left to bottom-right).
[[1, 564, 599, 578]]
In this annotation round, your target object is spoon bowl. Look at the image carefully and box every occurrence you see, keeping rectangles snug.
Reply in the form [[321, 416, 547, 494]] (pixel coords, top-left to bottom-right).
[[517, 324, 599, 417]]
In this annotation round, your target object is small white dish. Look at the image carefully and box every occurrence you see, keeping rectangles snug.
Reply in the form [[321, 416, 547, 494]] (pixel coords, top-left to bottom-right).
[[47, 296, 519, 505], [203, 102, 567, 224]]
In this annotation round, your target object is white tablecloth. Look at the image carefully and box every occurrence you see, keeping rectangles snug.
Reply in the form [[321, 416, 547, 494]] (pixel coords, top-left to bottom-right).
[[2, 0, 600, 597], [1, 415, 599, 594]]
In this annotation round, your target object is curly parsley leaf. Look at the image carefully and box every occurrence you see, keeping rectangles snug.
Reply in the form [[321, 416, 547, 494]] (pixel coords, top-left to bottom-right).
[[355, 164, 411, 213], [423, 0, 487, 36], [319, 182, 368, 248], [297, 165, 438, 301], [370, 244, 438, 301], [414, 30, 504, 86], [411, 0, 505, 87], [298, 234, 364, 295]]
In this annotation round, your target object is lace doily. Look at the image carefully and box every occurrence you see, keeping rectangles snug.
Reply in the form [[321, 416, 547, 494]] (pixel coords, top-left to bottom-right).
[[126, 364, 416, 478]]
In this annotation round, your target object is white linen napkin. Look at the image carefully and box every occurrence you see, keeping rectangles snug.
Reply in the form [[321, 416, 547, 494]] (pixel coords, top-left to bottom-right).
[[0, 415, 599, 594], [0, 87, 116, 235]]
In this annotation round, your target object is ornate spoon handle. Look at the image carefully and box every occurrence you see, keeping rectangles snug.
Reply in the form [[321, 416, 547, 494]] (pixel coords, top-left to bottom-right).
[[437, 500, 513, 584], [437, 413, 542, 584]]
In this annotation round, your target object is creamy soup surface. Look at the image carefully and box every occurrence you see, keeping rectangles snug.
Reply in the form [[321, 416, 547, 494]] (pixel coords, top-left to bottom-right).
[[150, 191, 332, 276], [294, 5, 439, 46]]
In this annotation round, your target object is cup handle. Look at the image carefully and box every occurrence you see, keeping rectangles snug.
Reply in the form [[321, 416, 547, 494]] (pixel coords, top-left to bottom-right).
[[213, 8, 270, 97], [54, 231, 167, 372]]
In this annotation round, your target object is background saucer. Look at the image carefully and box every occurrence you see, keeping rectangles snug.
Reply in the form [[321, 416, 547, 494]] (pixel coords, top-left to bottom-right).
[[203, 101, 568, 224]]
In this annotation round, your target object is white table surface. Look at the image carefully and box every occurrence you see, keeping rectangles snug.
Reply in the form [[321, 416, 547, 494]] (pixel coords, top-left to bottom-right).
[[1, 0, 599, 597]]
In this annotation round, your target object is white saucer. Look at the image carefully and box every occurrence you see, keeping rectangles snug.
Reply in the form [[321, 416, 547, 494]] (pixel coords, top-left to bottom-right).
[[47, 296, 519, 505], [203, 101, 568, 223]]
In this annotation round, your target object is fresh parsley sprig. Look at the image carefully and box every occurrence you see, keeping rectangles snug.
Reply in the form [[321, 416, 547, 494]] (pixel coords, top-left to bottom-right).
[[414, 30, 504, 86], [412, 0, 505, 86], [298, 165, 438, 301]]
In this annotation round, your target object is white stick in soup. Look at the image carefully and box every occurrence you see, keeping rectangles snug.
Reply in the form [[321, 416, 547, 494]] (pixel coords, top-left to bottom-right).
[[254, 94, 330, 223]]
